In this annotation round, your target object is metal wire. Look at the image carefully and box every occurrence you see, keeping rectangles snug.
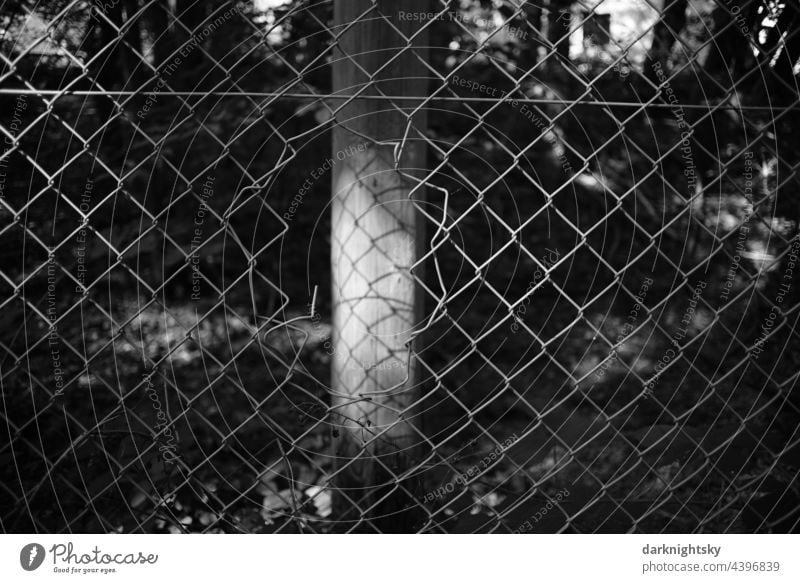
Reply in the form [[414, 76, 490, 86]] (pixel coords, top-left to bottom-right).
[[0, 89, 790, 111], [1, 0, 799, 534]]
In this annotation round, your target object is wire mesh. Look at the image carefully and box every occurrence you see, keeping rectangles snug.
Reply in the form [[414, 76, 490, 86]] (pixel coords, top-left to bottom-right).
[[1, 0, 799, 533]]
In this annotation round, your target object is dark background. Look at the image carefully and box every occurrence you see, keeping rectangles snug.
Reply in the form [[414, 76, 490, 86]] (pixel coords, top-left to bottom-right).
[[0, 0, 799, 533]]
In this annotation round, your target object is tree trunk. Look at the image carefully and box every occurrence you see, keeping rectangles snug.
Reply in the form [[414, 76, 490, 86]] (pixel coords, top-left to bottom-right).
[[330, 0, 429, 531], [644, 0, 688, 85], [547, 0, 572, 64]]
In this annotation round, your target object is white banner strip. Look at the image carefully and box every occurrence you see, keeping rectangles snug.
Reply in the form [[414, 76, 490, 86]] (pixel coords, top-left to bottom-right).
[[1, 534, 797, 582]]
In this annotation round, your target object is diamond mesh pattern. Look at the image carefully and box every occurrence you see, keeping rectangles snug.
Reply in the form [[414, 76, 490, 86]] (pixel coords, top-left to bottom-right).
[[1, 0, 799, 533]]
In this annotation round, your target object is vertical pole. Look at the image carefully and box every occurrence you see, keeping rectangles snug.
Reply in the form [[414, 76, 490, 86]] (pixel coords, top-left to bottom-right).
[[331, 0, 428, 529]]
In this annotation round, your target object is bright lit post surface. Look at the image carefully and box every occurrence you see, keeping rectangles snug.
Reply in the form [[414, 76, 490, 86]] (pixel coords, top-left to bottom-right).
[[330, 0, 429, 530]]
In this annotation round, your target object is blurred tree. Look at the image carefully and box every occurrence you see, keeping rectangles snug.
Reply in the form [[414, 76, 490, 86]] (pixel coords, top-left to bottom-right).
[[643, 0, 688, 85], [547, 0, 572, 64]]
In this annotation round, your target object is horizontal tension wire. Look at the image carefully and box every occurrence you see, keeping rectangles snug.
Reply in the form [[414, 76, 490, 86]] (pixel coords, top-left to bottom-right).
[[0, 88, 792, 111]]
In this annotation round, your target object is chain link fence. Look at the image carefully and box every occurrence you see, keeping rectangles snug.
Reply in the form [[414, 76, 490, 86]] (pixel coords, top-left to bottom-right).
[[1, 0, 799, 533]]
